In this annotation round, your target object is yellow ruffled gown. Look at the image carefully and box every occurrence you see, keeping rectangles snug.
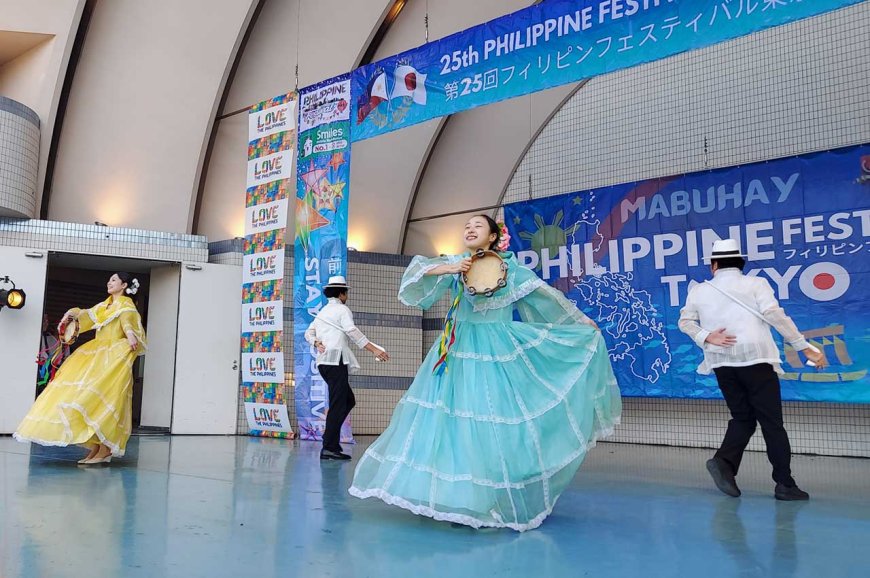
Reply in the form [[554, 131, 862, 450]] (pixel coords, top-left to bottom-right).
[[14, 295, 146, 456]]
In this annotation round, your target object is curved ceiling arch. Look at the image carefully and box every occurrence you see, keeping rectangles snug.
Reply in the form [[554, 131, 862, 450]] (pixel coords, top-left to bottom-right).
[[194, 0, 400, 240], [399, 82, 587, 255]]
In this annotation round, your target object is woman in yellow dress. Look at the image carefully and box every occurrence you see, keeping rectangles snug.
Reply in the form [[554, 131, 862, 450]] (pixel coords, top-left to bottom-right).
[[14, 272, 146, 465]]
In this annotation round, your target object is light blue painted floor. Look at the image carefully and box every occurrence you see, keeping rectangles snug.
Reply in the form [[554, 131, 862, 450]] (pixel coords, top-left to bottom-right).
[[1, 435, 868, 578]]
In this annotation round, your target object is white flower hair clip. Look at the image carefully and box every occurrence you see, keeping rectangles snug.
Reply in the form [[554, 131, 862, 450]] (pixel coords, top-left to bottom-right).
[[126, 278, 140, 295]]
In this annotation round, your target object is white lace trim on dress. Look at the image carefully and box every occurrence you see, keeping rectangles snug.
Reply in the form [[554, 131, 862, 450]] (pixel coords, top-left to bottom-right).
[[348, 487, 553, 532], [472, 277, 545, 312], [401, 340, 599, 424], [14, 400, 127, 457], [450, 324, 576, 362], [349, 417, 619, 532]]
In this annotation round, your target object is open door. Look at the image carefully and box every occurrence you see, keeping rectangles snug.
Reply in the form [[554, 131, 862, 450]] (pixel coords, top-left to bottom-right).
[[170, 262, 241, 434], [0, 247, 48, 433], [141, 263, 181, 429]]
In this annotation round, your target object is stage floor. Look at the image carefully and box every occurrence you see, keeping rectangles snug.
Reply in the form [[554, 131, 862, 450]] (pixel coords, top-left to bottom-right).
[[1, 435, 868, 578]]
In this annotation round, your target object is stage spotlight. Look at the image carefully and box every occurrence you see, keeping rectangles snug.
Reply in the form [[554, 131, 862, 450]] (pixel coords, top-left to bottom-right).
[[0, 276, 26, 310]]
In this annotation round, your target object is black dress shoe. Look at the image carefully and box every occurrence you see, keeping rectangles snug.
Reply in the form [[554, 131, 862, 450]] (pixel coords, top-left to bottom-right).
[[320, 449, 351, 461], [775, 483, 809, 501], [706, 458, 741, 497]]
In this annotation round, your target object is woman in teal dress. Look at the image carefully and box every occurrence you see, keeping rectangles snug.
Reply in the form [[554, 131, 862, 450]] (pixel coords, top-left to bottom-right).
[[349, 215, 622, 531]]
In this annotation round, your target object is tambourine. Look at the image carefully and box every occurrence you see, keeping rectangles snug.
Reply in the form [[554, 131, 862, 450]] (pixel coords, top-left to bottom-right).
[[59, 318, 80, 345], [462, 249, 508, 297]]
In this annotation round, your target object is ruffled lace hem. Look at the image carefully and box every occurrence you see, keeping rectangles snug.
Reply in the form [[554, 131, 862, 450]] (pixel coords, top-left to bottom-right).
[[348, 487, 552, 532], [14, 401, 127, 457], [361, 416, 618, 490], [349, 416, 620, 532]]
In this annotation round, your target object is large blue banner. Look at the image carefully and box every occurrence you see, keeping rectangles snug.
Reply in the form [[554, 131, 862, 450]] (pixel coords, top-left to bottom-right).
[[294, 75, 354, 441], [352, 0, 862, 141], [506, 145, 870, 403]]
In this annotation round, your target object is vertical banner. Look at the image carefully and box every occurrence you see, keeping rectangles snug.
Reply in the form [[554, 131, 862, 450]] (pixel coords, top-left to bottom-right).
[[241, 93, 297, 437], [294, 75, 354, 442], [506, 145, 870, 403]]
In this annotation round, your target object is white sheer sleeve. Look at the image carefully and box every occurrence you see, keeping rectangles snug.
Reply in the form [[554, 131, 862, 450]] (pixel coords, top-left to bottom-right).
[[678, 287, 710, 348], [339, 308, 370, 349], [756, 278, 809, 350], [515, 280, 593, 326], [398, 255, 460, 310]]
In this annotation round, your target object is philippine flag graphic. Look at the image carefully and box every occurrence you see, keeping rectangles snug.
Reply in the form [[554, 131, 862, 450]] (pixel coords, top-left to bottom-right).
[[357, 72, 389, 123], [391, 64, 427, 105]]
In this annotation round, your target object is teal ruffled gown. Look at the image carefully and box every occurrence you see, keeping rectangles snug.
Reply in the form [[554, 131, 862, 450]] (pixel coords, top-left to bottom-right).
[[349, 253, 622, 531]]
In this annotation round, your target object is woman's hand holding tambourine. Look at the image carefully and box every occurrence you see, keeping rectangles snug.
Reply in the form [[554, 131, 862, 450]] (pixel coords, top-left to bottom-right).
[[448, 258, 473, 274]]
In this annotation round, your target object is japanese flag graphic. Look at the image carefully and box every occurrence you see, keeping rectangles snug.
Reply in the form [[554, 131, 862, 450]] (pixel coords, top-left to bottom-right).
[[799, 262, 851, 302], [391, 64, 427, 105]]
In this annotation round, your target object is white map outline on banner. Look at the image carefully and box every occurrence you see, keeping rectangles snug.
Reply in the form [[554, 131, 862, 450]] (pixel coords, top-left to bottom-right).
[[563, 192, 672, 384]]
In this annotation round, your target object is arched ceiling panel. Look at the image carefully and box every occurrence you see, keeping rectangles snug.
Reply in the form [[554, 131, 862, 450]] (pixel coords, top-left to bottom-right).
[[47, 0, 258, 233], [196, 0, 395, 241]]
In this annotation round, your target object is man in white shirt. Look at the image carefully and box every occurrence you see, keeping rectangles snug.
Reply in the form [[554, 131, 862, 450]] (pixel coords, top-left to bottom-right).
[[679, 239, 826, 501], [305, 276, 389, 460]]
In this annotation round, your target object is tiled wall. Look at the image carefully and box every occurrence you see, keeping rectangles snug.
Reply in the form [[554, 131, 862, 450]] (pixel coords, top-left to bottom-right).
[[1, 219, 209, 262], [504, 4, 870, 203], [0, 97, 40, 218]]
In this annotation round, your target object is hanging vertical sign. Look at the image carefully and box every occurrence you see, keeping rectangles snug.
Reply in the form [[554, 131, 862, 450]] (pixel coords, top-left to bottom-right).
[[294, 75, 354, 443], [241, 93, 297, 438]]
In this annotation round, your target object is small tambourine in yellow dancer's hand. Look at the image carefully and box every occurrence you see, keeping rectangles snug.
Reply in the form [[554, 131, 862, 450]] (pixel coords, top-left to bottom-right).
[[462, 249, 508, 297], [58, 317, 80, 345]]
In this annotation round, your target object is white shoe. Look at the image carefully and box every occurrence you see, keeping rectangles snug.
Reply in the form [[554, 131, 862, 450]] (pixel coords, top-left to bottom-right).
[[82, 455, 112, 465]]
